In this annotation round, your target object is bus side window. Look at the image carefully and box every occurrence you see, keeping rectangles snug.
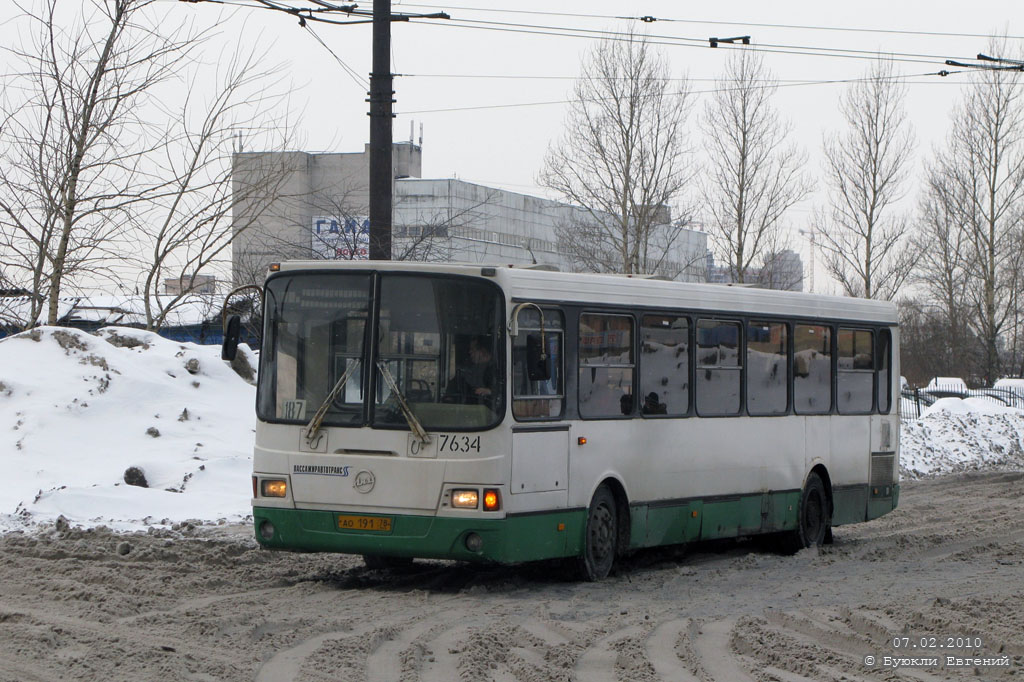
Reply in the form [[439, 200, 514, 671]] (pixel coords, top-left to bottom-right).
[[512, 309, 564, 419], [876, 328, 892, 413], [695, 319, 741, 416], [579, 313, 635, 418], [747, 321, 788, 416], [794, 324, 832, 414], [838, 328, 873, 414], [640, 314, 688, 416]]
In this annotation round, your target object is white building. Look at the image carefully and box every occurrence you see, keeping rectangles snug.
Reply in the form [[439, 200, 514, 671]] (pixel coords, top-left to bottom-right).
[[231, 144, 707, 285], [706, 249, 804, 292]]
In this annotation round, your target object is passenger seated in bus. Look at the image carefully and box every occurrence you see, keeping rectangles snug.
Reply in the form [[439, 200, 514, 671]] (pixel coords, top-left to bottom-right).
[[445, 336, 496, 407], [642, 391, 667, 415]]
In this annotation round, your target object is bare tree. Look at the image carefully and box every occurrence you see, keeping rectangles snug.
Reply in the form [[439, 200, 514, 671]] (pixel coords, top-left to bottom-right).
[[539, 30, 696, 276], [0, 0, 199, 327], [924, 43, 1024, 384], [816, 59, 917, 300], [701, 50, 812, 284], [898, 296, 981, 386], [913, 175, 973, 374], [128, 48, 296, 331]]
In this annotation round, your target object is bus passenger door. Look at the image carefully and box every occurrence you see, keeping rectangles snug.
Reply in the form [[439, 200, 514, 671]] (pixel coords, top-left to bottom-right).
[[510, 426, 569, 500]]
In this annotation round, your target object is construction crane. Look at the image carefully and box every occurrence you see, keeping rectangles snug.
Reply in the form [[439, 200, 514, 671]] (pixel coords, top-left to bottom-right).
[[798, 228, 816, 293]]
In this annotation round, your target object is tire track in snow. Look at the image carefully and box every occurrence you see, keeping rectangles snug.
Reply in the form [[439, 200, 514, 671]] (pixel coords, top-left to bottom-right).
[[645, 618, 699, 682]]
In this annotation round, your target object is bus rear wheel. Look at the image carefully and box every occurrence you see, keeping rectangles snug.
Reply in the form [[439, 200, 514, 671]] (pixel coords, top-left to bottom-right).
[[787, 472, 830, 552], [578, 485, 617, 581]]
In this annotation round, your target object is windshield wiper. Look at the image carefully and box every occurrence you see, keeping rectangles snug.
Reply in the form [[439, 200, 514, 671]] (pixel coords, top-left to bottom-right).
[[376, 360, 431, 445], [304, 361, 359, 444]]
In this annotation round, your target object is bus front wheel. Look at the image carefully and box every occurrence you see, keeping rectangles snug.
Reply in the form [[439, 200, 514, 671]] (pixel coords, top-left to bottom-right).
[[578, 485, 618, 581], [787, 472, 830, 552]]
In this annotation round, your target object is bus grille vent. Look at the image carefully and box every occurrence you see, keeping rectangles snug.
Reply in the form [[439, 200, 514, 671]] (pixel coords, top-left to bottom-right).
[[870, 454, 895, 488]]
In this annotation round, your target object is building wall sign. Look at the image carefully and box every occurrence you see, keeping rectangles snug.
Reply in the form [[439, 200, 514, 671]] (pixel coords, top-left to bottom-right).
[[312, 216, 370, 260]]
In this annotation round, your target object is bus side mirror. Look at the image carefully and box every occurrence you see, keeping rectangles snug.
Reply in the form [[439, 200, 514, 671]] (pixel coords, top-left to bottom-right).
[[526, 333, 550, 381], [222, 315, 241, 361]]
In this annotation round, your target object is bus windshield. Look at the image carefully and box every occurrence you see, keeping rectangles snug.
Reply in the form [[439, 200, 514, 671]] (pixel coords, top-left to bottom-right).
[[258, 272, 504, 431]]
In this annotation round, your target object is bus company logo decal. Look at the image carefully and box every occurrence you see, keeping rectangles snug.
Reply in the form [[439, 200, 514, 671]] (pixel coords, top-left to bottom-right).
[[293, 464, 351, 477], [353, 470, 376, 494]]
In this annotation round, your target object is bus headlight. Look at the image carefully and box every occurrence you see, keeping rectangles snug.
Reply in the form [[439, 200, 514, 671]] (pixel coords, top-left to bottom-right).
[[261, 479, 288, 498], [451, 489, 479, 509]]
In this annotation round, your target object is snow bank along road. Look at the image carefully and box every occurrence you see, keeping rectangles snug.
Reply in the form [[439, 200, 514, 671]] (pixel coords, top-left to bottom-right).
[[1, 472, 1022, 682]]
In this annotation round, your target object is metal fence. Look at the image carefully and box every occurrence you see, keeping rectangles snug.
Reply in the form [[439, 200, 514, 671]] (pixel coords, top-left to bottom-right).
[[899, 381, 1024, 421]]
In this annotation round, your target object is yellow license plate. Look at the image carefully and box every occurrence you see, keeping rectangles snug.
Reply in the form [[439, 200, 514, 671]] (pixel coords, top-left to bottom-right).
[[337, 515, 393, 532]]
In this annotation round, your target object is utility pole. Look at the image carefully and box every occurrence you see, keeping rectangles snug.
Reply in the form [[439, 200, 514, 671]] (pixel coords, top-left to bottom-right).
[[368, 0, 393, 260], [181, 1, 447, 262]]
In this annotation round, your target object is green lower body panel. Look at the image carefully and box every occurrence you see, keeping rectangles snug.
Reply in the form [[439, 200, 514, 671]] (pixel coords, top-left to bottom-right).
[[629, 490, 801, 549], [831, 483, 899, 525], [832, 486, 870, 526], [630, 502, 702, 548], [253, 506, 586, 564], [867, 482, 899, 520], [698, 491, 801, 540], [255, 482, 900, 563]]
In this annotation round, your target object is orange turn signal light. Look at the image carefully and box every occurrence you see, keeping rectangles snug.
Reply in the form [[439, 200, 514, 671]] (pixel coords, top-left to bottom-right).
[[577, 437, 587, 446], [483, 488, 501, 511], [269, 263, 281, 272]]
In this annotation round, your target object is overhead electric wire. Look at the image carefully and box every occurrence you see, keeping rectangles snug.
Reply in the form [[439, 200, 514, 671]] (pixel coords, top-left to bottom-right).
[[181, 0, 376, 24], [414, 17, 979, 67], [302, 23, 368, 89], [186, 0, 1002, 65], [187, 0, 1007, 71], [398, 72, 970, 84], [396, 3, 1024, 41], [398, 69, 966, 115]]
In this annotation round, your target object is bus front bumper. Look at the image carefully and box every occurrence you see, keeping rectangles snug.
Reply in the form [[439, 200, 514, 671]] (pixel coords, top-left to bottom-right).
[[252, 506, 584, 564]]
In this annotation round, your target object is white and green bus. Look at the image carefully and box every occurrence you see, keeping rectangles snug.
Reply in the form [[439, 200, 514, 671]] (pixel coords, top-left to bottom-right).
[[230, 261, 898, 580]]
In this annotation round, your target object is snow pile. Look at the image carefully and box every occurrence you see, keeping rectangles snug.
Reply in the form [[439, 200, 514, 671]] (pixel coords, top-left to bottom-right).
[[901, 399, 1024, 479], [0, 326, 256, 530]]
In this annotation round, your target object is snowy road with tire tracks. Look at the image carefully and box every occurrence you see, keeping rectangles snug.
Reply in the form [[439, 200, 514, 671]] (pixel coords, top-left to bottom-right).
[[1, 472, 1022, 681]]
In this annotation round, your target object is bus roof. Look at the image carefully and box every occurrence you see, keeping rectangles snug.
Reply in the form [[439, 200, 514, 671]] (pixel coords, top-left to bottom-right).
[[271, 261, 899, 325]]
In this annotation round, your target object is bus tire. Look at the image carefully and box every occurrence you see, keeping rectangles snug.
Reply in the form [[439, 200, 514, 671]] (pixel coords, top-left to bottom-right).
[[787, 472, 830, 552], [362, 554, 413, 570], [578, 485, 617, 581]]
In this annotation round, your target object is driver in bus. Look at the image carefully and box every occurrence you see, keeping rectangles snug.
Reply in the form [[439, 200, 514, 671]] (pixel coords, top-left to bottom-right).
[[446, 335, 497, 406]]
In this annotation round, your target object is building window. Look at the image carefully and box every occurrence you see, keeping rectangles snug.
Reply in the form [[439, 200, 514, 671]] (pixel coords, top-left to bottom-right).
[[579, 314, 635, 418], [695, 319, 741, 416], [640, 315, 688, 416], [747, 321, 788, 416], [794, 324, 832, 414]]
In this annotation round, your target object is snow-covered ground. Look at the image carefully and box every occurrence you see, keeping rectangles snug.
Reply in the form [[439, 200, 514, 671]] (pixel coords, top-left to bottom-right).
[[0, 326, 257, 531], [1, 325, 1023, 530], [900, 397, 1024, 478]]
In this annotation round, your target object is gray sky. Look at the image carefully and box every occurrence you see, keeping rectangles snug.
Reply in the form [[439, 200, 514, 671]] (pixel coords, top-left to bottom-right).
[[2, 1, 1022, 292]]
